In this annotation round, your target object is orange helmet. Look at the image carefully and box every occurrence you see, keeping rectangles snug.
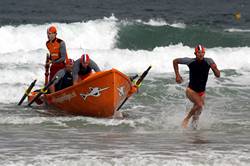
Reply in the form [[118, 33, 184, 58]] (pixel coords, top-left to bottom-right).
[[80, 54, 90, 66], [194, 44, 205, 54], [47, 26, 57, 33]]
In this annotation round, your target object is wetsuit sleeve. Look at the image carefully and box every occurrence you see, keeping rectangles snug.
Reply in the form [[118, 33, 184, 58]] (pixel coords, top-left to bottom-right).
[[72, 59, 80, 81], [205, 58, 215, 66], [52, 69, 65, 85], [54, 41, 67, 63], [89, 59, 101, 72], [177, 57, 193, 65]]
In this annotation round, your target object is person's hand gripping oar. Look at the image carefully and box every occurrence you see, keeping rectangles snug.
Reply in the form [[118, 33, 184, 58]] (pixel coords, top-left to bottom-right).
[[27, 76, 58, 106]]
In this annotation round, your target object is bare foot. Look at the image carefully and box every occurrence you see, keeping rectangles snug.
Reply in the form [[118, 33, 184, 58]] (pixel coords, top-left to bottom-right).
[[182, 118, 189, 128]]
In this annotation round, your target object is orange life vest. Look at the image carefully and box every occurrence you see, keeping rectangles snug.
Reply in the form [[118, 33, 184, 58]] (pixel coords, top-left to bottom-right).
[[46, 38, 67, 61]]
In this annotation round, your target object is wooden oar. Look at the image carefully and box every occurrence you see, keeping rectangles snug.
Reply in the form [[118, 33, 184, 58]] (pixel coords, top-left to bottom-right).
[[27, 76, 58, 106], [116, 66, 152, 111], [18, 79, 37, 106]]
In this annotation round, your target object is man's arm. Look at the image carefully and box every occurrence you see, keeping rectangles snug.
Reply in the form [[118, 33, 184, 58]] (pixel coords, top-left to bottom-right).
[[49, 69, 65, 92], [89, 59, 101, 72], [73, 75, 79, 84], [173, 58, 183, 84], [72, 60, 80, 84], [210, 63, 220, 78], [54, 41, 67, 63], [206, 58, 220, 78]]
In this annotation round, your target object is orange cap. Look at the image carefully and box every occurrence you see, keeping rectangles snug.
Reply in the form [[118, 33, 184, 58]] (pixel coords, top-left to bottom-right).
[[47, 26, 57, 33]]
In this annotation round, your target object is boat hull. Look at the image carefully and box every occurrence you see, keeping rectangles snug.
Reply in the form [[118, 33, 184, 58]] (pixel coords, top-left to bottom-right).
[[43, 69, 133, 117]]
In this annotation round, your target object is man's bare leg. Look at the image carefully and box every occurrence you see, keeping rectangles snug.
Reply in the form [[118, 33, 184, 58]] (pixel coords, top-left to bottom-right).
[[191, 95, 205, 129], [191, 109, 201, 129], [182, 105, 201, 128], [182, 88, 204, 128]]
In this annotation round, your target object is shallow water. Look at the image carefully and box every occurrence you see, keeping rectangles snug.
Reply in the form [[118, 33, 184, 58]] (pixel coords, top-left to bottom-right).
[[1, 70, 250, 165]]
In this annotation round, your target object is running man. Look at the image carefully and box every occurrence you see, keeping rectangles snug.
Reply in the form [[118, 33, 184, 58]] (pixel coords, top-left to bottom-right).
[[173, 45, 220, 128]]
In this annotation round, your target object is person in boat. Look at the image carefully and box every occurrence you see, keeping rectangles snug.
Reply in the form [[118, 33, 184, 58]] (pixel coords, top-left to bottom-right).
[[50, 59, 74, 93], [46, 25, 69, 82], [173, 44, 220, 129], [73, 54, 101, 84]]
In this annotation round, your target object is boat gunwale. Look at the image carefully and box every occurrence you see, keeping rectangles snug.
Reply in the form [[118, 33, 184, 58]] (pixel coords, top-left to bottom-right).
[[45, 68, 132, 98]]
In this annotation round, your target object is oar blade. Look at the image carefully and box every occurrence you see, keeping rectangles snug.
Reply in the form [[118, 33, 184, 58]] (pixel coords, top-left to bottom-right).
[[135, 65, 152, 86], [18, 79, 37, 106]]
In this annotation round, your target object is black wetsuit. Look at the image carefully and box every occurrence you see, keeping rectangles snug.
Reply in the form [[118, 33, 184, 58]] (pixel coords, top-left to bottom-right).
[[178, 57, 215, 92], [52, 69, 73, 91]]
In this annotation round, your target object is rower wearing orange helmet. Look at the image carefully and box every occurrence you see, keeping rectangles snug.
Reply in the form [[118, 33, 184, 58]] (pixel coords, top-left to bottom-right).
[[46, 25, 68, 82], [173, 44, 220, 129], [73, 54, 100, 84]]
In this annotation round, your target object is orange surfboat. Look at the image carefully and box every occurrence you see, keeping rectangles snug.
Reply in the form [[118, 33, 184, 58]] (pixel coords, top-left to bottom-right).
[[35, 68, 136, 117]]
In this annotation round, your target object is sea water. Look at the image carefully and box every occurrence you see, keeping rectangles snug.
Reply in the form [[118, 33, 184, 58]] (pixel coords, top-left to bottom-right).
[[0, 0, 250, 165]]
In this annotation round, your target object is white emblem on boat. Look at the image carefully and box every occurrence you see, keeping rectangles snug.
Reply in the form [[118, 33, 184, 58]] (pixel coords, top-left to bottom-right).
[[117, 86, 125, 97], [80, 87, 109, 100]]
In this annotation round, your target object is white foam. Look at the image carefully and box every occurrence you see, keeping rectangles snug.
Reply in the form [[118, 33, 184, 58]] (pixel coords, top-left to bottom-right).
[[0, 17, 118, 54], [0, 16, 187, 55], [0, 113, 147, 129], [1, 18, 250, 104], [225, 28, 250, 32], [1, 44, 250, 104], [3, 151, 249, 166], [136, 18, 186, 28]]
